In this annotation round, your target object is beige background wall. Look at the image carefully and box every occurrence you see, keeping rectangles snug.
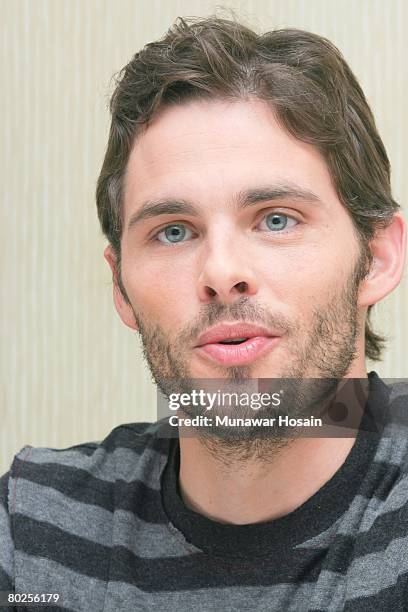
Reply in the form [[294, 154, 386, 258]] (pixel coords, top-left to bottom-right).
[[1, 0, 407, 474]]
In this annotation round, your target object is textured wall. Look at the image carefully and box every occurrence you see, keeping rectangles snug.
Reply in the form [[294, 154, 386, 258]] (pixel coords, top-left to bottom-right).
[[1, 0, 407, 474]]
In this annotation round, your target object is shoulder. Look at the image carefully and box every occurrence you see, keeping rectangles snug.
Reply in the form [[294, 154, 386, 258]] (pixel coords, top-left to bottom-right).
[[388, 379, 408, 419], [6, 420, 171, 517], [0, 470, 14, 589], [368, 378, 408, 474], [381, 378, 408, 469], [1, 420, 172, 596]]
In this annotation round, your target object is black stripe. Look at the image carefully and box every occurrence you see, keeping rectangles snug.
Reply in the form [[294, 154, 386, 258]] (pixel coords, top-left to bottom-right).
[[358, 460, 401, 501], [14, 515, 327, 589], [99, 422, 170, 455], [0, 564, 13, 590], [0, 471, 10, 507], [14, 515, 110, 581], [347, 502, 408, 557], [301, 503, 408, 575], [94, 543, 326, 590], [12, 458, 115, 512], [312, 535, 354, 575]]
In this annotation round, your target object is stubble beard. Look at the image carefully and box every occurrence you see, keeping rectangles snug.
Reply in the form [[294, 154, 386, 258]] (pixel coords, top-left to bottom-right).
[[128, 258, 364, 464]]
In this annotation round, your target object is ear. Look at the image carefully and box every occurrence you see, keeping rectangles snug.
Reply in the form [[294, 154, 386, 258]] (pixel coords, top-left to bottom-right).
[[358, 212, 406, 307], [103, 245, 139, 331]]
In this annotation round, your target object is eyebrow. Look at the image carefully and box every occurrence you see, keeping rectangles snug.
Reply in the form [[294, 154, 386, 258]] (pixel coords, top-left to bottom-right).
[[126, 183, 323, 233]]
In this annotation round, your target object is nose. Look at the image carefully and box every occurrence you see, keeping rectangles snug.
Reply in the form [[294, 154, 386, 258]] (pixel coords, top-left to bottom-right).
[[197, 241, 259, 305]]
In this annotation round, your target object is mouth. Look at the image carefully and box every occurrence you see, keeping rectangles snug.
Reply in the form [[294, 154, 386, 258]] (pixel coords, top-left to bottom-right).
[[194, 335, 281, 366]]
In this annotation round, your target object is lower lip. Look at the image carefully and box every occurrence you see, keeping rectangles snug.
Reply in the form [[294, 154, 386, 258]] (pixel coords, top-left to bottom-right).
[[195, 336, 280, 366]]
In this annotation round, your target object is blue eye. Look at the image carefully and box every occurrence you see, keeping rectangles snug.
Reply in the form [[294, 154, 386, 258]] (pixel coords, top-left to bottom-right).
[[156, 223, 193, 244], [153, 212, 298, 245], [260, 212, 298, 232]]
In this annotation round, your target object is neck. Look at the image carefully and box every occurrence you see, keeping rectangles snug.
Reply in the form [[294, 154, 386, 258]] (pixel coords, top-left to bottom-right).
[[178, 371, 368, 525]]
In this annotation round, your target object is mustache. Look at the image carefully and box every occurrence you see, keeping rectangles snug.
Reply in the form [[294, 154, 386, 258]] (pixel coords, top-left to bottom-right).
[[183, 298, 292, 344]]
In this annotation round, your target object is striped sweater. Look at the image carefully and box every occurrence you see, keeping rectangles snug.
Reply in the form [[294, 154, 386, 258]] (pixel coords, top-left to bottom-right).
[[1, 371, 408, 611]]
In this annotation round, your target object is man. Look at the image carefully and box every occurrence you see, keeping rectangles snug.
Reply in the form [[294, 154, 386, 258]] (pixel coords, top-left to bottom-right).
[[1, 15, 407, 612]]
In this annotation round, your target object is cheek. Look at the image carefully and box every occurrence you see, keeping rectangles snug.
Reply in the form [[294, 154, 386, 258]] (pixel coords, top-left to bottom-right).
[[257, 245, 317, 286], [258, 243, 352, 310], [123, 255, 195, 323]]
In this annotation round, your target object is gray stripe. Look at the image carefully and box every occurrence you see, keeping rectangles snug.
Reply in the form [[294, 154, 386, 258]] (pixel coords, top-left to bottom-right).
[[297, 476, 408, 548], [309, 539, 408, 612], [301, 479, 408, 550], [336, 474, 408, 535], [0, 503, 13, 580], [104, 579, 317, 612], [15, 551, 107, 611], [9, 478, 186, 558], [374, 430, 408, 463], [14, 445, 164, 490], [308, 570, 345, 611], [357, 474, 408, 532], [298, 473, 408, 548], [346, 534, 408, 597], [389, 382, 408, 401]]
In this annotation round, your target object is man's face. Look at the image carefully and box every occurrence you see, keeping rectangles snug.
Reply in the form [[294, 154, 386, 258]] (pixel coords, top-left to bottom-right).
[[109, 98, 367, 395]]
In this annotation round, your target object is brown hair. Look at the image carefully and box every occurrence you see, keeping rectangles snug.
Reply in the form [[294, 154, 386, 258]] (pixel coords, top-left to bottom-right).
[[96, 14, 400, 361]]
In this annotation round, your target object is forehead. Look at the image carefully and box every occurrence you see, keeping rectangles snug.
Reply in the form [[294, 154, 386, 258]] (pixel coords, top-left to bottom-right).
[[123, 97, 340, 217]]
